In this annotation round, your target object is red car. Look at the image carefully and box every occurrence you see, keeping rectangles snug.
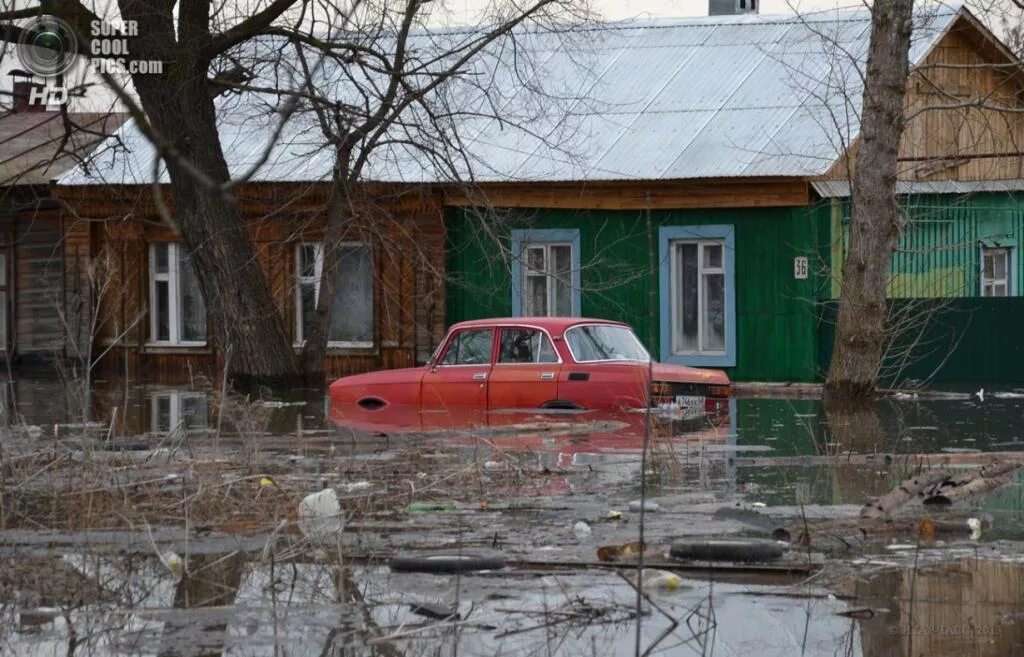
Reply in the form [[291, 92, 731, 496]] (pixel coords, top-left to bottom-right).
[[329, 317, 732, 414]]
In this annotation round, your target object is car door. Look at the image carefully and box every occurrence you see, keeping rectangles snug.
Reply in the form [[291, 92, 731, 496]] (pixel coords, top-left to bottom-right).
[[488, 327, 562, 409], [421, 328, 495, 409]]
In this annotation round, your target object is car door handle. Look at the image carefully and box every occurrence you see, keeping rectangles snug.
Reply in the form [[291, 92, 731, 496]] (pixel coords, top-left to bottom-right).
[[473, 372, 487, 381], [540, 372, 555, 380]]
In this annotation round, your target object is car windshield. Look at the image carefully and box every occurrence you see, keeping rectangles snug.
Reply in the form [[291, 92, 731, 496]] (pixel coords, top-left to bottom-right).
[[565, 324, 650, 362]]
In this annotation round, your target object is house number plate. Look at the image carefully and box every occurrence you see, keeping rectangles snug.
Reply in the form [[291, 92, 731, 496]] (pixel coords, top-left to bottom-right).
[[793, 256, 808, 280]]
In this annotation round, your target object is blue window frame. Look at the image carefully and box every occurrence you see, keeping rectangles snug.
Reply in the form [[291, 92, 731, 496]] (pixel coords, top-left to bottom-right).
[[511, 229, 581, 316], [659, 225, 736, 367]]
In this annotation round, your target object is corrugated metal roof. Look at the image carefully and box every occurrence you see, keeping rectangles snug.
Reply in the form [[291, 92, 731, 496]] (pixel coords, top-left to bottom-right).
[[59, 5, 963, 187], [813, 179, 1024, 197]]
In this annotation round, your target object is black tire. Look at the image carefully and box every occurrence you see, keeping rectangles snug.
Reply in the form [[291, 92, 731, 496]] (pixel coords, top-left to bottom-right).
[[669, 538, 786, 563], [389, 551, 506, 574]]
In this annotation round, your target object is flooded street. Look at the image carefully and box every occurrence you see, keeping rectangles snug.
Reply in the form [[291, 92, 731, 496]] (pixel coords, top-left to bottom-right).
[[3, 378, 1024, 656]]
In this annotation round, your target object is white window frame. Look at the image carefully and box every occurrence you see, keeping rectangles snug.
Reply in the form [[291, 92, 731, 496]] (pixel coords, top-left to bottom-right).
[[980, 246, 1013, 297], [151, 391, 209, 434], [521, 243, 574, 316], [148, 243, 206, 347], [294, 242, 374, 349], [670, 239, 727, 356]]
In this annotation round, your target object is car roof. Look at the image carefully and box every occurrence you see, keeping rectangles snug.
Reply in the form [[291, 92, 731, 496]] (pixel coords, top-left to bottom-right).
[[448, 317, 631, 332]]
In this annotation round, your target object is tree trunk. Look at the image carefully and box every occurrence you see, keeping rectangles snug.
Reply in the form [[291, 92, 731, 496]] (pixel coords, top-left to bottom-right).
[[825, 0, 915, 400], [121, 3, 301, 391], [299, 146, 354, 383]]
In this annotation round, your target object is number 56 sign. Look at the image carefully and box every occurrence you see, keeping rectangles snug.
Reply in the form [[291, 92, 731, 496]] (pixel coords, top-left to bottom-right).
[[793, 256, 809, 280]]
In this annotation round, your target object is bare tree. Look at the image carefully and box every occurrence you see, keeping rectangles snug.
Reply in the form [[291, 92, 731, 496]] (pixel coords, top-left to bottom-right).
[[1, 0, 593, 388], [273, 1, 591, 379], [825, 0, 916, 400]]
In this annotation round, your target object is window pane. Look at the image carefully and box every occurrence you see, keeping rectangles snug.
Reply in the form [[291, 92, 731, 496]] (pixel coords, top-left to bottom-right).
[[154, 395, 171, 433], [566, 324, 648, 362], [179, 251, 206, 342], [704, 243, 723, 269], [154, 243, 169, 274], [537, 333, 558, 363], [0, 291, 6, 349], [329, 245, 373, 343], [156, 280, 170, 341], [500, 328, 536, 363], [299, 245, 318, 279], [993, 251, 1007, 280], [442, 329, 493, 365], [498, 328, 557, 363], [299, 283, 316, 341], [526, 276, 547, 316], [552, 245, 571, 275], [182, 395, 208, 430], [526, 247, 545, 273], [552, 274, 572, 316], [993, 283, 1007, 297], [459, 329, 493, 364], [703, 273, 726, 351], [677, 243, 699, 352]]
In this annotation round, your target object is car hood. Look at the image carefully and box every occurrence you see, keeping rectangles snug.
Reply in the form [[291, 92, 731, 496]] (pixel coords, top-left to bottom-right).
[[650, 362, 730, 386]]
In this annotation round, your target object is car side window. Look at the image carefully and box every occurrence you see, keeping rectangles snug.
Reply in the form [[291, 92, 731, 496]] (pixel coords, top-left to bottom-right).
[[440, 329, 494, 365], [498, 328, 559, 364]]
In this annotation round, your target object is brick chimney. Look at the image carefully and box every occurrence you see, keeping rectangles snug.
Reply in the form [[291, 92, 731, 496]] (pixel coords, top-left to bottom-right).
[[709, 0, 759, 16], [9, 70, 47, 113]]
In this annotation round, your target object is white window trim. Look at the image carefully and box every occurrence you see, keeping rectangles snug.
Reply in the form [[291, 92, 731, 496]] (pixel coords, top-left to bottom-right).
[[294, 242, 374, 349], [522, 242, 573, 317], [980, 246, 1014, 297], [148, 243, 207, 347], [151, 391, 208, 434], [670, 239, 727, 356]]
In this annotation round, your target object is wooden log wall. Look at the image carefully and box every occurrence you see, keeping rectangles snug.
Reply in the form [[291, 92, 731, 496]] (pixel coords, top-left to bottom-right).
[[825, 14, 1024, 182], [56, 183, 446, 383]]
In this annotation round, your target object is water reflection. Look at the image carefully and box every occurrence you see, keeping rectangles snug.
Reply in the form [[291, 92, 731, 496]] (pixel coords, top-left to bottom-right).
[[853, 559, 1024, 656]]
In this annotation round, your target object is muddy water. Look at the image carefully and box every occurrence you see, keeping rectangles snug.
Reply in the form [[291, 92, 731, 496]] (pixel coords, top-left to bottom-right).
[[3, 376, 1024, 656]]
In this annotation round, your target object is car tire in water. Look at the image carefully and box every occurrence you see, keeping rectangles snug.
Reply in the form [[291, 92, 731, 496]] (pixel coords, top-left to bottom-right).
[[389, 551, 506, 573], [669, 538, 786, 563]]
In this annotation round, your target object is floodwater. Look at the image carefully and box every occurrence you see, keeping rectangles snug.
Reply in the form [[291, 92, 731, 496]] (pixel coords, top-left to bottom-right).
[[2, 376, 1024, 656]]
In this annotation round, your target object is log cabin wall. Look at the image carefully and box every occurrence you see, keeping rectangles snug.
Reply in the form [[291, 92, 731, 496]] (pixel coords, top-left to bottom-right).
[[55, 183, 446, 383], [0, 187, 66, 363]]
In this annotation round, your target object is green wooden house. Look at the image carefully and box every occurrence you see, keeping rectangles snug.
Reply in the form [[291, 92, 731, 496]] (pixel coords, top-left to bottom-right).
[[443, 4, 1024, 384]]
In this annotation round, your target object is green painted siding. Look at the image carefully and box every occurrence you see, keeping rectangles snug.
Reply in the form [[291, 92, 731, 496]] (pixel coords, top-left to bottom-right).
[[446, 205, 830, 382], [829, 192, 1024, 298]]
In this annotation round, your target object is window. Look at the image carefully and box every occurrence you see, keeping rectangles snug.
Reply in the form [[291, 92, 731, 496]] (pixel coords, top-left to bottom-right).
[[565, 324, 649, 362], [0, 252, 7, 351], [149, 243, 206, 345], [511, 229, 581, 317], [659, 226, 736, 367], [981, 247, 1011, 297], [440, 329, 493, 365], [295, 243, 374, 347], [498, 328, 559, 364], [151, 391, 208, 434], [524, 243, 572, 316], [672, 241, 726, 354]]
